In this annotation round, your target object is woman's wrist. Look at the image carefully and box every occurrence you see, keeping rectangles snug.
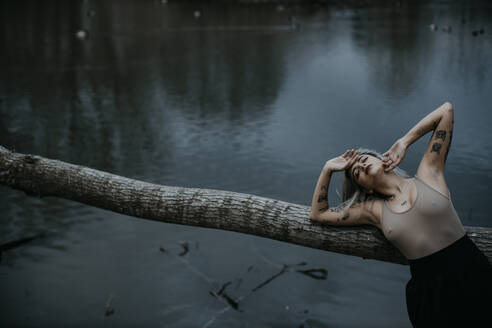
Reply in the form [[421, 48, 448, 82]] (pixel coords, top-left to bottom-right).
[[400, 136, 411, 149], [322, 166, 333, 175]]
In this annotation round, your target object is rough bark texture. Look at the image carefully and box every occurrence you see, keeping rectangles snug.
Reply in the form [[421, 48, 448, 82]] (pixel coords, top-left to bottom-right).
[[1, 146, 491, 265]]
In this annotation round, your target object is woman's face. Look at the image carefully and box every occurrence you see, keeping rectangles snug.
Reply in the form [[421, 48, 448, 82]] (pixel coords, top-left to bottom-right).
[[349, 153, 384, 192]]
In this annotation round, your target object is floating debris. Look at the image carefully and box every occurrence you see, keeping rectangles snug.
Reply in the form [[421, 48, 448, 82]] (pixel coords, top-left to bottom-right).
[[194, 10, 201, 19], [217, 281, 232, 295], [296, 268, 328, 280], [222, 293, 240, 310], [75, 29, 89, 40], [0, 233, 46, 262], [105, 295, 115, 316], [252, 265, 288, 292], [429, 23, 438, 31], [87, 9, 96, 18], [276, 5, 285, 12], [178, 241, 189, 256], [210, 281, 241, 311], [159, 246, 167, 253]]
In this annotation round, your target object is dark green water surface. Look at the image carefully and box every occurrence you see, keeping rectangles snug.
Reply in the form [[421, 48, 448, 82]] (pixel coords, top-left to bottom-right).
[[1, 1, 491, 327]]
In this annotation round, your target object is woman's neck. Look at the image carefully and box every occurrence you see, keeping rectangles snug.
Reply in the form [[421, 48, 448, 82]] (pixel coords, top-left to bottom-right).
[[375, 172, 410, 199]]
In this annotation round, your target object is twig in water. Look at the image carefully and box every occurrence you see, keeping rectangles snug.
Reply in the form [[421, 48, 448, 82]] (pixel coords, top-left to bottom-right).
[[296, 268, 328, 280], [178, 241, 189, 256], [0, 233, 45, 252], [252, 265, 288, 292], [105, 294, 115, 316]]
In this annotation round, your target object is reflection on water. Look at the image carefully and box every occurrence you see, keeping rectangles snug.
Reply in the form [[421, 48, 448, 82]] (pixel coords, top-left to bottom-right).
[[1, 1, 491, 327]]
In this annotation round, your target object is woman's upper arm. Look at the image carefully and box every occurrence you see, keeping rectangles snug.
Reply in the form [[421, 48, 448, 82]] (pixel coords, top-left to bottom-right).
[[310, 200, 382, 227], [416, 102, 454, 192]]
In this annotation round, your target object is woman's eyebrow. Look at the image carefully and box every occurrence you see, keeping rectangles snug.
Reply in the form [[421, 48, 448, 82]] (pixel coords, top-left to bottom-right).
[[351, 155, 363, 179]]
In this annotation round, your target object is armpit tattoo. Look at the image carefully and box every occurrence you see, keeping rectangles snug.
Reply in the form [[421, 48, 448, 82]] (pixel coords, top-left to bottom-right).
[[435, 130, 446, 141], [431, 143, 442, 154]]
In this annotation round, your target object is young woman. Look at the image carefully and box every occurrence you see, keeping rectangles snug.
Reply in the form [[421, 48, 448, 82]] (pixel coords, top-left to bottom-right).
[[309, 102, 492, 327]]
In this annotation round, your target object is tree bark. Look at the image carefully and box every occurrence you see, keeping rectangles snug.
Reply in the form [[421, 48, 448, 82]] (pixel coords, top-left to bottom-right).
[[1, 146, 491, 265]]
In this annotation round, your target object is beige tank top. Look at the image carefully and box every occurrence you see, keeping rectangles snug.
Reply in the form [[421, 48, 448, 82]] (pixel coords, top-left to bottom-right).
[[381, 175, 466, 260]]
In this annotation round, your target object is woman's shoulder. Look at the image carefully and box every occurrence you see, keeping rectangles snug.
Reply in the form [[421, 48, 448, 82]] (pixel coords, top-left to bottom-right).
[[415, 166, 451, 198]]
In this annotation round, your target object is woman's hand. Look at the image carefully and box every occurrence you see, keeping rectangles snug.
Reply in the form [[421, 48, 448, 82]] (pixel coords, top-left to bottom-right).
[[324, 149, 358, 172], [383, 138, 407, 172]]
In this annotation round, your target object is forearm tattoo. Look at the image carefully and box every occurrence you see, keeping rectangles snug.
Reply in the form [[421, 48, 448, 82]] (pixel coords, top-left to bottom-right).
[[431, 143, 442, 154], [318, 185, 328, 203], [435, 130, 446, 141]]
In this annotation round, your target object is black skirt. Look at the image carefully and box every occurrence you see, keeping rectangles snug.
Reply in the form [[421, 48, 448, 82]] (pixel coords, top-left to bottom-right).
[[405, 233, 492, 327]]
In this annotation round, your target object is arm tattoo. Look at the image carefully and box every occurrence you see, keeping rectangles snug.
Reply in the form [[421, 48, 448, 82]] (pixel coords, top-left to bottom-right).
[[319, 206, 329, 212], [435, 130, 446, 141], [329, 207, 343, 213], [317, 193, 328, 203], [321, 185, 328, 192], [431, 143, 442, 154], [342, 213, 350, 220]]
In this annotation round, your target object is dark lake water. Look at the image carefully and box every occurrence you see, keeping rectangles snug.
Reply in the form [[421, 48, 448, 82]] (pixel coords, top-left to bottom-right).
[[1, 0, 491, 327]]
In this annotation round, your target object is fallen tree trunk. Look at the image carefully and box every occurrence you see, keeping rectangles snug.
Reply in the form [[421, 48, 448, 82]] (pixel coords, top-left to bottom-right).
[[1, 146, 491, 265]]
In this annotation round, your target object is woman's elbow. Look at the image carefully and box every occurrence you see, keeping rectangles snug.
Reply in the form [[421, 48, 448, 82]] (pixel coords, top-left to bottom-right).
[[443, 101, 454, 112], [309, 210, 319, 222], [309, 211, 316, 221]]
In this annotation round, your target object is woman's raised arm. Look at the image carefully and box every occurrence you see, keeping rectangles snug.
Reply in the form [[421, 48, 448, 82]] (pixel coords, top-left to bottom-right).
[[309, 150, 378, 226], [383, 102, 454, 172]]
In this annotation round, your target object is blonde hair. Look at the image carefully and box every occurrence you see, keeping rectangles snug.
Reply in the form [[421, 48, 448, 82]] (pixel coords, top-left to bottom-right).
[[339, 148, 410, 210]]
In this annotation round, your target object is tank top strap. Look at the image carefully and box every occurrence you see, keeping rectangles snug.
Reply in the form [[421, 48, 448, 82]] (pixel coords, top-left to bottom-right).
[[414, 175, 451, 199]]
